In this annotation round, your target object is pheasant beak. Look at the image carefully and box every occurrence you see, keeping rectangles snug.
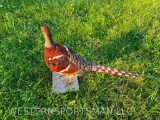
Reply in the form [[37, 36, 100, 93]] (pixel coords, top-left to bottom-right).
[[41, 25, 55, 48]]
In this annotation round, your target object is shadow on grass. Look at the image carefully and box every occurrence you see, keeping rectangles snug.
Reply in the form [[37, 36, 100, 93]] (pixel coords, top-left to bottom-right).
[[94, 28, 147, 64]]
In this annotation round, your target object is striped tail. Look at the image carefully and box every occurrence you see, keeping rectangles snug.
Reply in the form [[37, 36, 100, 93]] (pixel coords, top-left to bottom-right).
[[92, 65, 139, 78]]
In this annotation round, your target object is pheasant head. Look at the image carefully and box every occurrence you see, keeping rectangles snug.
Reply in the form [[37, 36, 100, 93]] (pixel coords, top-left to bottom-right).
[[41, 25, 55, 48]]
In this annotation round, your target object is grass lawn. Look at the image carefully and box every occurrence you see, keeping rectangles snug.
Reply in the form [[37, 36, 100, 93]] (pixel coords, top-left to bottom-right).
[[0, 0, 160, 119]]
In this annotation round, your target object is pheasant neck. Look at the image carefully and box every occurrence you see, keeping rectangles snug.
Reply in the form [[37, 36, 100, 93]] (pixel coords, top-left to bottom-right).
[[44, 35, 55, 48]]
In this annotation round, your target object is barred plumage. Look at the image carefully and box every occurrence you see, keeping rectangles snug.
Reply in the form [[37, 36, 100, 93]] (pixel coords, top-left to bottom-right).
[[64, 46, 96, 72]]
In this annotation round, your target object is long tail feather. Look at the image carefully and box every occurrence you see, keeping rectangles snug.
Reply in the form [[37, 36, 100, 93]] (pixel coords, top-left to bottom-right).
[[92, 65, 139, 78]]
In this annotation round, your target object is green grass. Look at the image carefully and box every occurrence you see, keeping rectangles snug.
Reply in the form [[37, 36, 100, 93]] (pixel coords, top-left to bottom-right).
[[0, 0, 160, 119]]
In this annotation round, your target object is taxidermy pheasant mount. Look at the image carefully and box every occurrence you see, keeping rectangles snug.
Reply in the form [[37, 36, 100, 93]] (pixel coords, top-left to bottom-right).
[[41, 25, 140, 85]]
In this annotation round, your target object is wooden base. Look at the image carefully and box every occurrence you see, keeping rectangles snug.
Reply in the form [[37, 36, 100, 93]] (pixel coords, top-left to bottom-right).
[[52, 72, 79, 94]]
